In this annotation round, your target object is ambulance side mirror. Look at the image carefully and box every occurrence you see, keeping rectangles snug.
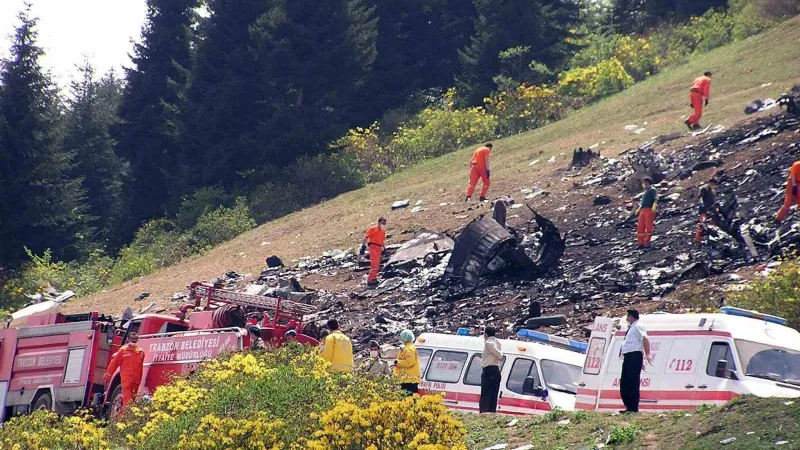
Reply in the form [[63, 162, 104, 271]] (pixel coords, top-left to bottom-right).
[[522, 377, 548, 398], [716, 359, 738, 380]]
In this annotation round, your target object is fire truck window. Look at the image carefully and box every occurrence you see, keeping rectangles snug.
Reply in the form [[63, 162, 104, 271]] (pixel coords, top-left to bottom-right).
[[164, 323, 189, 334], [122, 322, 141, 344], [506, 358, 540, 394], [707, 342, 737, 378], [426, 351, 468, 383], [418, 348, 433, 375], [463, 354, 506, 386]]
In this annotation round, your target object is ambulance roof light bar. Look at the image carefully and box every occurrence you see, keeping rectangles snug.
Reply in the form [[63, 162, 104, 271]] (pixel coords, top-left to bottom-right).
[[719, 306, 787, 326], [516, 329, 588, 353]]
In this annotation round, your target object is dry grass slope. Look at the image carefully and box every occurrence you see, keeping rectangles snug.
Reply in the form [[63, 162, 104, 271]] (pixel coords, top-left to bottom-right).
[[64, 16, 800, 316]]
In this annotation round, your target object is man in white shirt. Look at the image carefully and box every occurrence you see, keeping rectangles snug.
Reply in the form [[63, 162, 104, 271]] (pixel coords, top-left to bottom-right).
[[620, 309, 654, 413], [480, 326, 503, 413]]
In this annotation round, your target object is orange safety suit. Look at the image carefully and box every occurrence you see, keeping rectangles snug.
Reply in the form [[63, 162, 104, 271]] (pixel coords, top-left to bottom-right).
[[688, 76, 711, 127], [104, 343, 145, 409], [777, 161, 800, 222], [466, 146, 491, 198], [364, 225, 386, 282], [636, 187, 658, 247]]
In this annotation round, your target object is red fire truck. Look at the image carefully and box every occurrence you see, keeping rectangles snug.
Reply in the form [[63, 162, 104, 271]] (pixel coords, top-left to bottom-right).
[[0, 281, 318, 421]]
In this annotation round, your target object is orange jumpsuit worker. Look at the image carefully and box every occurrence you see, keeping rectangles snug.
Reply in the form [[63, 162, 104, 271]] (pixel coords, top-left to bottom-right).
[[103, 332, 145, 411], [685, 72, 712, 130], [465, 143, 492, 202], [636, 177, 658, 249], [360, 217, 387, 287], [777, 161, 800, 222]]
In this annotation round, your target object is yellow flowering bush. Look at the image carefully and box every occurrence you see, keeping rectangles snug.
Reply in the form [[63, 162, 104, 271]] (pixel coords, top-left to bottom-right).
[[557, 57, 634, 101], [484, 83, 565, 135], [307, 395, 467, 450], [94, 346, 460, 449], [390, 105, 497, 166], [0, 410, 108, 450], [333, 121, 393, 183], [336, 89, 497, 183]]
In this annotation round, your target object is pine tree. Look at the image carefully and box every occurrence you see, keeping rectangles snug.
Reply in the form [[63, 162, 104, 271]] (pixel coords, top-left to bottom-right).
[[63, 63, 129, 250], [114, 0, 198, 230], [357, 0, 477, 122], [180, 0, 273, 190], [0, 9, 88, 266], [458, 0, 580, 105], [251, 0, 378, 167]]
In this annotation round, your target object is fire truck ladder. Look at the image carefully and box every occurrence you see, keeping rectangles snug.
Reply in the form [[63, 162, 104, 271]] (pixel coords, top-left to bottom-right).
[[187, 282, 317, 319]]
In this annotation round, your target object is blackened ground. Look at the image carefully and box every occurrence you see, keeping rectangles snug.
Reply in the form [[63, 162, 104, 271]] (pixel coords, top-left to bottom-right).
[[224, 112, 800, 351]]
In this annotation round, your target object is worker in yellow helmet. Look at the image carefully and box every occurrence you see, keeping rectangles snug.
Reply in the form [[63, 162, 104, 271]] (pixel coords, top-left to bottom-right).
[[320, 318, 354, 373]]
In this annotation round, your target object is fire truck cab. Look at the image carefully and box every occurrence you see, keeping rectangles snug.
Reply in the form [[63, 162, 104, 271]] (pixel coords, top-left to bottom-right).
[[576, 307, 800, 412]]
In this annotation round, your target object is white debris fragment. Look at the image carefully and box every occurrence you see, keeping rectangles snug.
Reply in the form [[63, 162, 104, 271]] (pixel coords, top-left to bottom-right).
[[507, 418, 519, 427], [529, 159, 540, 166], [720, 437, 737, 445], [548, 156, 556, 163]]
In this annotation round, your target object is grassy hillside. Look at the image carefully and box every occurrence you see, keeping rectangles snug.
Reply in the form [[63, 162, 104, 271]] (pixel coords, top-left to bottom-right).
[[461, 396, 800, 449], [64, 16, 800, 316]]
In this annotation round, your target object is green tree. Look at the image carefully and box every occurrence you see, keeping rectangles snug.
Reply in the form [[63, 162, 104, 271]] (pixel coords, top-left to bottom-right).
[[356, 0, 476, 122], [0, 9, 88, 266], [63, 62, 129, 251], [251, 0, 378, 169], [180, 0, 273, 191], [610, 0, 728, 33], [114, 0, 199, 231], [458, 0, 580, 105]]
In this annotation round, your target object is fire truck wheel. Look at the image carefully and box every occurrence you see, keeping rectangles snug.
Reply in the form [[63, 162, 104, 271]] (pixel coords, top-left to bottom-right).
[[108, 384, 123, 418], [32, 392, 53, 412]]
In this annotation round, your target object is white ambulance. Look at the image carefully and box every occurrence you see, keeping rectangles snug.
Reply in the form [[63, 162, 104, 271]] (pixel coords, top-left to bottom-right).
[[576, 307, 800, 412], [415, 330, 585, 415]]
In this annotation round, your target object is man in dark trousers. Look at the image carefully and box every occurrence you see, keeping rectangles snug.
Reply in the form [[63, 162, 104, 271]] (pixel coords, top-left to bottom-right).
[[619, 309, 653, 413], [479, 326, 503, 413], [695, 177, 720, 243]]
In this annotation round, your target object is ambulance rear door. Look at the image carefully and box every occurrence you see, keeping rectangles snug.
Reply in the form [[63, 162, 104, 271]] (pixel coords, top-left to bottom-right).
[[575, 317, 613, 410]]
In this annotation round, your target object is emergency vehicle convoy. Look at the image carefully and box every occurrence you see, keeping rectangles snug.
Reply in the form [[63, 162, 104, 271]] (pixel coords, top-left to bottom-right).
[[0, 281, 318, 421], [576, 307, 800, 412], [415, 331, 586, 415]]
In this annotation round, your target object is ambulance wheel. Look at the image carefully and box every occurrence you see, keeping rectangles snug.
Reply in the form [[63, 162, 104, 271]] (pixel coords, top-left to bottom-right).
[[32, 392, 53, 412], [108, 384, 123, 418]]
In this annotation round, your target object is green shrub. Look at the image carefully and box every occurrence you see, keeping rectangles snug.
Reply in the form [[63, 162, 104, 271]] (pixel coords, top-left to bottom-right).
[[247, 182, 304, 223], [607, 423, 642, 444], [110, 219, 192, 282], [729, 262, 800, 328], [175, 187, 232, 231], [190, 198, 256, 250], [288, 153, 364, 204]]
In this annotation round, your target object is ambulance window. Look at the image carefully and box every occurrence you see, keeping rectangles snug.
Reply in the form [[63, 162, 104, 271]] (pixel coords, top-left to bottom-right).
[[426, 351, 468, 383], [464, 355, 506, 386], [542, 360, 580, 394], [707, 342, 737, 377], [418, 349, 433, 374], [507, 358, 541, 394]]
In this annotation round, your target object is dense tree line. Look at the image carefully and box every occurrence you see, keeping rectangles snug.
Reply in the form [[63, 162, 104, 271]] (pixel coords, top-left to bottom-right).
[[0, 0, 733, 268]]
